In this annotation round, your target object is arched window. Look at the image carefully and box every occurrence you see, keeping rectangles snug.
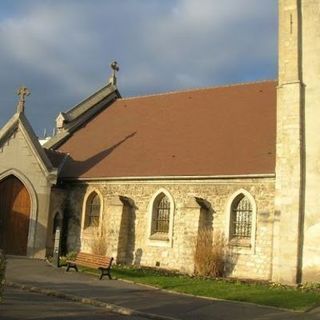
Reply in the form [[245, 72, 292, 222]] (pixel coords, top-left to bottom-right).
[[85, 192, 101, 228], [151, 193, 170, 235], [230, 194, 252, 241]]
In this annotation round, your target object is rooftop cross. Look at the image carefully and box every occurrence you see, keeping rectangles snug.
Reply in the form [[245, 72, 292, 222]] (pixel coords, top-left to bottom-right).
[[17, 86, 31, 113], [109, 61, 119, 85]]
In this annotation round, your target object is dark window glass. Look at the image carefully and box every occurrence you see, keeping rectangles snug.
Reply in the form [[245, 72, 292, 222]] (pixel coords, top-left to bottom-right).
[[86, 192, 100, 227], [231, 195, 252, 239], [152, 194, 170, 234]]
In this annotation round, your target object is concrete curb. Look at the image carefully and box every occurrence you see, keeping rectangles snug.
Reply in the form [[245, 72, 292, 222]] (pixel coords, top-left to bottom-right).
[[5, 281, 179, 320]]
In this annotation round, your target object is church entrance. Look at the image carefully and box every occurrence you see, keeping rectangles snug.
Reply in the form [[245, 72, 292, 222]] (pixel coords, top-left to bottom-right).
[[0, 175, 31, 255]]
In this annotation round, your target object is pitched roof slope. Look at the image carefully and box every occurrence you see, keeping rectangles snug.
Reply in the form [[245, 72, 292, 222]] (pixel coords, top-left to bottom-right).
[[57, 81, 277, 179]]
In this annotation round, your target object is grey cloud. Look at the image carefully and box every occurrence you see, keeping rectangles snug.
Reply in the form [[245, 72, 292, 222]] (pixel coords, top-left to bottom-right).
[[0, 0, 277, 135]]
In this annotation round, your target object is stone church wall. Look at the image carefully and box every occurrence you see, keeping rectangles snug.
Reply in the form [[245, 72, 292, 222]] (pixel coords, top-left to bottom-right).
[[274, 0, 320, 284], [0, 128, 52, 258], [299, 1, 320, 283], [63, 177, 275, 280], [46, 187, 67, 256]]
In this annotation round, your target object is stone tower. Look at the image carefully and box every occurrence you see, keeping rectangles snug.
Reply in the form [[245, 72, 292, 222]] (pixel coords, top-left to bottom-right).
[[274, 0, 320, 284]]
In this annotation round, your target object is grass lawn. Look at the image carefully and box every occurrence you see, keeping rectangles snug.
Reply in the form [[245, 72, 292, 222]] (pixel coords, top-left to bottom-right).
[[79, 265, 320, 311]]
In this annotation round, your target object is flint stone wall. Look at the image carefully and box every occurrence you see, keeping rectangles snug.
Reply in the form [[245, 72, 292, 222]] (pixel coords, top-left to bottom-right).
[[62, 177, 275, 280]]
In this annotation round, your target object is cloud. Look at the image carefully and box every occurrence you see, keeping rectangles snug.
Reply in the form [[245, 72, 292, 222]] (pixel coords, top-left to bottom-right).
[[0, 0, 277, 134], [143, 0, 277, 78], [0, 3, 103, 94], [119, 0, 277, 94]]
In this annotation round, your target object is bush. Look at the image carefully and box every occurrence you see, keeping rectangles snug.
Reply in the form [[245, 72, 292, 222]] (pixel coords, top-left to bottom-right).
[[0, 250, 6, 302], [56, 251, 78, 266], [65, 251, 78, 261], [194, 229, 228, 277]]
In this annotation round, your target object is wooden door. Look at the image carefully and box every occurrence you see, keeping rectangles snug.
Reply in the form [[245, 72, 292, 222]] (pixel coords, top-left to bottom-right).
[[0, 175, 31, 255]]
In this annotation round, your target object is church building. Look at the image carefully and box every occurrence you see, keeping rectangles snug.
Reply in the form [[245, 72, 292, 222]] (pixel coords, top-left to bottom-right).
[[0, 0, 319, 285]]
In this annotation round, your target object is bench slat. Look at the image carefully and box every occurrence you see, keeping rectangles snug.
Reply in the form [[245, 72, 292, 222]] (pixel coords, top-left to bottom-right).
[[66, 252, 113, 280]]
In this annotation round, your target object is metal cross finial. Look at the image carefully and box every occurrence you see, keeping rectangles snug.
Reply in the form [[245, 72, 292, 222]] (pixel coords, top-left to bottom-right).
[[17, 86, 31, 113], [109, 61, 119, 85]]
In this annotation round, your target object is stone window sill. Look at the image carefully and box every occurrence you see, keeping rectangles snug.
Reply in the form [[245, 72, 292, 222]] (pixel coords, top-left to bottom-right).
[[149, 233, 169, 241], [228, 238, 255, 255], [147, 233, 172, 248], [229, 238, 251, 248]]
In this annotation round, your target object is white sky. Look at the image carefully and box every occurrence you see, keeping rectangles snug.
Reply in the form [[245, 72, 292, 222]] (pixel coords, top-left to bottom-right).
[[0, 0, 278, 135]]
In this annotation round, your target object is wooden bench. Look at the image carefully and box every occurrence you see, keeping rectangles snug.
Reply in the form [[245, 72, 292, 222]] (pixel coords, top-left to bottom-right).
[[66, 252, 113, 280]]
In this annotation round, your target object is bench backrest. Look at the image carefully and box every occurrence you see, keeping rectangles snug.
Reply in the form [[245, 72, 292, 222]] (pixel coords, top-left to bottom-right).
[[75, 252, 113, 268]]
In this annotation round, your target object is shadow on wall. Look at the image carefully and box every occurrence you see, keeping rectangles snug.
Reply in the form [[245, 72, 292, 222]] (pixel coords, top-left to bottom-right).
[[194, 198, 215, 276], [117, 196, 137, 265], [194, 197, 238, 277], [62, 190, 82, 256], [134, 248, 143, 267], [46, 211, 63, 256], [224, 249, 239, 277]]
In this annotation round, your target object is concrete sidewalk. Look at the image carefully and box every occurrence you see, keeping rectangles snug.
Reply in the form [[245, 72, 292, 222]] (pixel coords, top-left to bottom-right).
[[4, 256, 320, 320]]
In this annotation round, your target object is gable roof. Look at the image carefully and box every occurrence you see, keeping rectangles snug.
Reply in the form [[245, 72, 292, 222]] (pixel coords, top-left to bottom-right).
[[0, 112, 58, 184], [56, 81, 277, 179], [44, 82, 120, 149]]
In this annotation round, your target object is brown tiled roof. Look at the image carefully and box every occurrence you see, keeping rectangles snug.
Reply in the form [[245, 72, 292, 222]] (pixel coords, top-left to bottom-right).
[[57, 81, 277, 179]]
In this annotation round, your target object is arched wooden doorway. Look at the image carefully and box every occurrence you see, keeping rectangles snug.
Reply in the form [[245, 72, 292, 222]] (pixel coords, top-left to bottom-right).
[[0, 175, 31, 255]]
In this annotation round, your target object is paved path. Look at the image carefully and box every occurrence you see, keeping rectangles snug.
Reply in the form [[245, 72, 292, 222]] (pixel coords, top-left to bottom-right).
[[1, 287, 148, 320], [4, 256, 320, 320]]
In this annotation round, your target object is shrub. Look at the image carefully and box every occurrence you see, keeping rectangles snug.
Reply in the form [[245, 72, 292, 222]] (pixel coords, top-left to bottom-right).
[[194, 229, 228, 277], [299, 282, 320, 292], [65, 251, 78, 261], [57, 251, 78, 266], [0, 250, 6, 302]]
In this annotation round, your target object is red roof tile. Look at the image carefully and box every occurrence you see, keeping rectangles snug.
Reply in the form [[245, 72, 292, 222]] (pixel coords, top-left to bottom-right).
[[57, 81, 277, 179]]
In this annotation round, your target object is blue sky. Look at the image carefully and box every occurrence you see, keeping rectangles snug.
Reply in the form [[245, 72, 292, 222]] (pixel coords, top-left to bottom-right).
[[0, 0, 278, 136]]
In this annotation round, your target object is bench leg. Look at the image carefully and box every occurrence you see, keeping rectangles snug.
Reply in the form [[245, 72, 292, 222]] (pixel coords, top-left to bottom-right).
[[99, 268, 112, 280], [66, 263, 78, 272]]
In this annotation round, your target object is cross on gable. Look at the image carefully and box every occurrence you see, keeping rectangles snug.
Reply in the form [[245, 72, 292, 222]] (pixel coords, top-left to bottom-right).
[[109, 61, 119, 85], [110, 61, 119, 75], [17, 86, 31, 113]]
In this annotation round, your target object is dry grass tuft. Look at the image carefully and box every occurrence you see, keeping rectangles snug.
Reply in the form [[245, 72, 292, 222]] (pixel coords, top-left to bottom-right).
[[90, 220, 108, 256], [194, 229, 228, 277]]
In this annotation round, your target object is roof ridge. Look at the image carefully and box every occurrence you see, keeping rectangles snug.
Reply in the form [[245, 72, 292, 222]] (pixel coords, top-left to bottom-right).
[[63, 82, 116, 118], [120, 79, 277, 101]]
